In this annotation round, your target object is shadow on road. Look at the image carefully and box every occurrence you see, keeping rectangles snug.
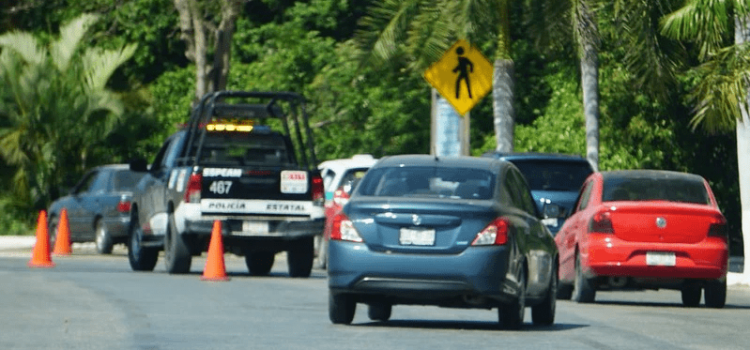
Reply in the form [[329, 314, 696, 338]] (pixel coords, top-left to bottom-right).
[[355, 319, 588, 332], [592, 300, 750, 310]]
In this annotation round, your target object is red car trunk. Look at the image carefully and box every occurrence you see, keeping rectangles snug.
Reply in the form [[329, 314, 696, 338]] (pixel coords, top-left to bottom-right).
[[605, 202, 722, 244]]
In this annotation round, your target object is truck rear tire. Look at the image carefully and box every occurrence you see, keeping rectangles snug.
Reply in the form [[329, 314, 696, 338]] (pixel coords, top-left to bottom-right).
[[128, 216, 158, 272], [164, 213, 192, 274], [246, 251, 275, 276], [288, 236, 314, 278]]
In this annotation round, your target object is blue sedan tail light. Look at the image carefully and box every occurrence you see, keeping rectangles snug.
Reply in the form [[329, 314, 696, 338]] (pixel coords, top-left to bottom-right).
[[330, 212, 363, 242], [472, 217, 509, 246]]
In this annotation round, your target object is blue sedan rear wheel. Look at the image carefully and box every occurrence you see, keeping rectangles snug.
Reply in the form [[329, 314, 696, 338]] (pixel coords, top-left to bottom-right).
[[367, 302, 392, 322], [532, 266, 557, 325], [329, 292, 355, 325], [498, 270, 526, 330]]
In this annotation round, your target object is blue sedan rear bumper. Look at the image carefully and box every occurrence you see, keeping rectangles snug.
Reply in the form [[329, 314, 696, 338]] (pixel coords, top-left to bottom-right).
[[328, 241, 514, 305]]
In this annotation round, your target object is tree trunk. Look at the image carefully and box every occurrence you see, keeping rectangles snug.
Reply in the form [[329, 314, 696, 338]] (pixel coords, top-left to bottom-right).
[[492, 1, 514, 153], [577, 1, 599, 172], [174, 0, 242, 101], [212, 0, 242, 92], [492, 59, 514, 153], [735, 16, 750, 276], [580, 46, 599, 172]]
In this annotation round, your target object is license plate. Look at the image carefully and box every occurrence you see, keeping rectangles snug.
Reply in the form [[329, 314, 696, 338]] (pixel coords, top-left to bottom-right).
[[541, 218, 558, 227], [399, 228, 435, 246], [239, 221, 269, 235], [646, 252, 676, 266]]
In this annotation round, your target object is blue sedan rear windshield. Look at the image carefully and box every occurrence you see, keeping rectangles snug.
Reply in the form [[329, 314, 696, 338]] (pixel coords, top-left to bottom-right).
[[357, 166, 495, 199]]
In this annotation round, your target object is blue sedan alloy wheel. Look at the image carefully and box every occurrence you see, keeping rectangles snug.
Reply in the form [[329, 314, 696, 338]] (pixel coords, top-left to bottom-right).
[[329, 292, 356, 325], [498, 270, 526, 330]]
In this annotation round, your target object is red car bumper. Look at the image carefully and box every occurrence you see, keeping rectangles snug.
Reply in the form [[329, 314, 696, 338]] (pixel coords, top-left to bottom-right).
[[581, 234, 728, 280]]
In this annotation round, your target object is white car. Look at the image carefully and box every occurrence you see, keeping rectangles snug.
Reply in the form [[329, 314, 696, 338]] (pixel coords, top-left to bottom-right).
[[316, 154, 378, 268]]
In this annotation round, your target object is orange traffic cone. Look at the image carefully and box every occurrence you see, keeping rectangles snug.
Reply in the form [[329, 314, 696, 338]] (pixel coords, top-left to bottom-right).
[[28, 210, 55, 268], [52, 208, 72, 256], [201, 220, 229, 281]]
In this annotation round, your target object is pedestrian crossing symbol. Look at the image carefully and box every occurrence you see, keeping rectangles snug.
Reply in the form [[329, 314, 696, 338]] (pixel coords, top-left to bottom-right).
[[424, 39, 493, 116]]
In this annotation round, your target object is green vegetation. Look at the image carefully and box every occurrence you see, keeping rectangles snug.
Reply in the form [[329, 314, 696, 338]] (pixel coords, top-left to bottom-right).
[[0, 0, 743, 251]]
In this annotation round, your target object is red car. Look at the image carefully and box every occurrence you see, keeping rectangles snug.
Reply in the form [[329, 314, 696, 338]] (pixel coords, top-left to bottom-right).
[[555, 170, 728, 308]]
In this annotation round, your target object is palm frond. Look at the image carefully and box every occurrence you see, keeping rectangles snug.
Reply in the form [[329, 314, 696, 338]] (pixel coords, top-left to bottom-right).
[[612, 0, 687, 101], [0, 31, 46, 65], [688, 43, 750, 132], [50, 13, 100, 72], [81, 44, 137, 90], [523, 0, 572, 52], [660, 0, 730, 60], [405, 1, 457, 70], [356, 0, 423, 65]]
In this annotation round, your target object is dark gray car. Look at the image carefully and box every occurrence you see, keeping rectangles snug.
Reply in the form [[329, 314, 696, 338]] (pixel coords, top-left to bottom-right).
[[327, 155, 559, 329], [47, 164, 144, 254], [482, 152, 594, 235]]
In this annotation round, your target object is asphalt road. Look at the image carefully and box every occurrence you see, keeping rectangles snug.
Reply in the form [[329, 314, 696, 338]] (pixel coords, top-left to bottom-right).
[[2, 244, 750, 350]]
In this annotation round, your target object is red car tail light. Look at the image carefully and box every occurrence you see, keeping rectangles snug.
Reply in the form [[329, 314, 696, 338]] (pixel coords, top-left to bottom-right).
[[330, 212, 362, 242], [472, 217, 509, 246], [184, 173, 203, 203], [332, 188, 350, 207], [312, 174, 324, 204], [589, 211, 614, 234], [116, 199, 132, 213], [708, 216, 728, 238]]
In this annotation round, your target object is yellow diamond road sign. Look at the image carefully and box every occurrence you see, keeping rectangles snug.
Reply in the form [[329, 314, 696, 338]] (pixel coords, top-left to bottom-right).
[[424, 40, 493, 116]]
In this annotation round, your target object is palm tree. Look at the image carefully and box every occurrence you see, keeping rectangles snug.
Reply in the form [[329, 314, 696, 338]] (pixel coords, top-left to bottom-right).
[[0, 13, 136, 211], [526, 0, 601, 170], [356, 0, 517, 153], [660, 0, 750, 276], [359, 0, 604, 170]]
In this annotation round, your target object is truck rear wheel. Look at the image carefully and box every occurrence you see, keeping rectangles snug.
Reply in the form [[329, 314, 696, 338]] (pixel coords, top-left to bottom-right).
[[164, 213, 192, 274], [288, 236, 314, 278], [246, 251, 275, 276], [128, 215, 158, 272]]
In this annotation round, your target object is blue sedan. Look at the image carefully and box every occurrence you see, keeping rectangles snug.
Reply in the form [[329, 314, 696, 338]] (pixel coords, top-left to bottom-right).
[[327, 155, 559, 329]]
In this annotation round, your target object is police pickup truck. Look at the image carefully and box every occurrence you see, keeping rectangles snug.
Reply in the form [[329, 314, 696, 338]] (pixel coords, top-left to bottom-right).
[[127, 91, 324, 277]]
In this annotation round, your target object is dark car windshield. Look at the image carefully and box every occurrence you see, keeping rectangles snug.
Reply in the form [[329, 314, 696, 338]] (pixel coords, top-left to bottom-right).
[[113, 171, 145, 191], [199, 132, 293, 166], [602, 176, 710, 204], [357, 166, 495, 199], [511, 160, 592, 192]]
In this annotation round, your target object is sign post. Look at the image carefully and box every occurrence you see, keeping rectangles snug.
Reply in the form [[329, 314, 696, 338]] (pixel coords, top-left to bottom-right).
[[424, 40, 492, 156]]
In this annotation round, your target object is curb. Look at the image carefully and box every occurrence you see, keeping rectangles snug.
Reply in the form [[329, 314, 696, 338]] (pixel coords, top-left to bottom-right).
[[0, 236, 36, 251]]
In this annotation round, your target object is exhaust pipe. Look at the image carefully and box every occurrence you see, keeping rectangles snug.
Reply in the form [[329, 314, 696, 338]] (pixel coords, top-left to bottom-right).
[[608, 276, 628, 288], [463, 295, 487, 306]]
